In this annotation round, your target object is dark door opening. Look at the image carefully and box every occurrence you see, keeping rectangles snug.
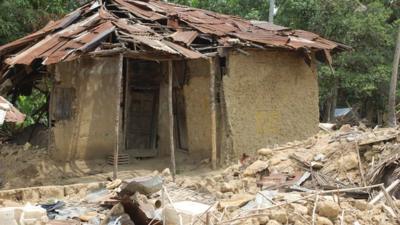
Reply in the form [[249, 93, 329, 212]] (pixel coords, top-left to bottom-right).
[[126, 89, 159, 150], [124, 60, 161, 157]]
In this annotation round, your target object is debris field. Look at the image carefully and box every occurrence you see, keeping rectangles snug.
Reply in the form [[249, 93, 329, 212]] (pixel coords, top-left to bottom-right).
[[0, 125, 400, 225]]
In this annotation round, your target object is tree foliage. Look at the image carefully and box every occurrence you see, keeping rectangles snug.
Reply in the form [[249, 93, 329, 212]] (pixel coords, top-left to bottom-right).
[[0, 0, 79, 45]]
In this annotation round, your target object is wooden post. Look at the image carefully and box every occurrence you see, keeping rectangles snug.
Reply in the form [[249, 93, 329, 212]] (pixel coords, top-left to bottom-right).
[[168, 60, 176, 182], [209, 58, 217, 169], [113, 54, 123, 180]]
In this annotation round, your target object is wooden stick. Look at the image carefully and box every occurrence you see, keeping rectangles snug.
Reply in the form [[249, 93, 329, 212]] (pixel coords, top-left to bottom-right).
[[311, 195, 319, 225], [168, 60, 176, 182], [192, 201, 218, 225], [340, 210, 345, 225], [209, 57, 217, 169], [355, 142, 367, 187], [163, 186, 183, 225], [113, 54, 123, 180], [369, 179, 400, 205], [379, 183, 400, 218]]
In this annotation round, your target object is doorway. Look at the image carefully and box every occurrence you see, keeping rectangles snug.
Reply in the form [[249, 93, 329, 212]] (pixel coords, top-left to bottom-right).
[[124, 60, 161, 157]]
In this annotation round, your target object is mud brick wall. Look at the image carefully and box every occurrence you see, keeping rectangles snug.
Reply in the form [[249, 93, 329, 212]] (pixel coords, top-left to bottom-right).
[[51, 56, 122, 160], [222, 50, 319, 158]]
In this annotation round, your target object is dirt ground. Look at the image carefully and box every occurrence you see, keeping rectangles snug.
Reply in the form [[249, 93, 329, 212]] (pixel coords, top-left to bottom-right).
[[0, 144, 219, 190]]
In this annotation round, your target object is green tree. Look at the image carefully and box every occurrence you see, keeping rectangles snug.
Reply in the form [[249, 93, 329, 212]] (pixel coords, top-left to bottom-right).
[[0, 0, 79, 45]]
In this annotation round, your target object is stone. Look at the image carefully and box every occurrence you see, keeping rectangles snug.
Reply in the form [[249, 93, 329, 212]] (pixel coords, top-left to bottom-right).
[[243, 160, 269, 176], [269, 210, 287, 224], [266, 220, 281, 225], [291, 203, 308, 214], [221, 182, 234, 193], [354, 200, 369, 211], [258, 216, 269, 224], [161, 168, 171, 177], [311, 161, 324, 170], [205, 177, 216, 186], [316, 216, 333, 225], [317, 201, 340, 218], [106, 179, 122, 190], [339, 124, 352, 133], [258, 148, 273, 158], [219, 194, 254, 208], [338, 152, 358, 171], [79, 211, 98, 222]]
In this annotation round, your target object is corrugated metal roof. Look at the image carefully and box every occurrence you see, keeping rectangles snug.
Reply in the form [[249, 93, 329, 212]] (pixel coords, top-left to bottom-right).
[[0, 0, 350, 69], [0, 96, 25, 124]]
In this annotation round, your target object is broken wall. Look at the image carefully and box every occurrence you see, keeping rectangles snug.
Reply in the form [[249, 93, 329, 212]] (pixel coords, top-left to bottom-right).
[[51, 56, 122, 160], [223, 50, 319, 158]]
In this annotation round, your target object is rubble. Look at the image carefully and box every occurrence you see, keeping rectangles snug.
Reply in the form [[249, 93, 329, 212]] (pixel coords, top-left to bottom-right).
[[0, 125, 400, 224]]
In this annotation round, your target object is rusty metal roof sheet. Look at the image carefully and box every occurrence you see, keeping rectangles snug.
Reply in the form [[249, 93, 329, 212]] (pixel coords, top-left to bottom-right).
[[170, 31, 198, 45], [0, 96, 25, 124], [0, 0, 350, 69]]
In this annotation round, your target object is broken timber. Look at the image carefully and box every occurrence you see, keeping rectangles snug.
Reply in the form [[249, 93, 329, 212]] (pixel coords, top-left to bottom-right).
[[168, 60, 176, 182], [210, 57, 217, 169]]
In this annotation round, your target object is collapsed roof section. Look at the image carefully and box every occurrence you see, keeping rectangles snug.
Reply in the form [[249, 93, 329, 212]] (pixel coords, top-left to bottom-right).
[[0, 0, 350, 68]]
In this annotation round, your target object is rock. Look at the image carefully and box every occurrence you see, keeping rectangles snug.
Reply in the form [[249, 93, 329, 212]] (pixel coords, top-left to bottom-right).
[[119, 175, 162, 196], [79, 211, 98, 222], [220, 180, 240, 193], [110, 203, 125, 216], [311, 161, 324, 170], [221, 182, 235, 193], [338, 152, 358, 171], [258, 148, 273, 158], [339, 124, 352, 133], [269, 210, 287, 224], [258, 216, 269, 224], [316, 216, 333, 225], [291, 203, 308, 214], [219, 193, 254, 208], [317, 201, 340, 218], [353, 200, 369, 211], [119, 213, 135, 225], [266, 220, 281, 225], [243, 160, 269, 176], [161, 168, 171, 177], [205, 177, 216, 186], [106, 179, 122, 190]]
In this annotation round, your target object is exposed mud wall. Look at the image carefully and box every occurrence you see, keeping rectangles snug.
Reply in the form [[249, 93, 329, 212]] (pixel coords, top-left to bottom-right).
[[183, 59, 212, 158], [157, 62, 170, 156], [51, 56, 122, 160], [223, 50, 319, 158]]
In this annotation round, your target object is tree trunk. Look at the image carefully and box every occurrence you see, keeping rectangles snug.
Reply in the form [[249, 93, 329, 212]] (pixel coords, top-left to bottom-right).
[[387, 26, 400, 127], [168, 60, 176, 181], [269, 0, 275, 23]]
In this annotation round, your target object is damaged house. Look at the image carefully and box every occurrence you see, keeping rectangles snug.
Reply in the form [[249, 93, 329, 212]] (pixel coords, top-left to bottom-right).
[[0, 0, 348, 163]]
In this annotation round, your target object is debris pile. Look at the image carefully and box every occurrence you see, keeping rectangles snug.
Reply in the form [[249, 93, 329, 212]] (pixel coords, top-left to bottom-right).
[[1, 125, 400, 225]]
